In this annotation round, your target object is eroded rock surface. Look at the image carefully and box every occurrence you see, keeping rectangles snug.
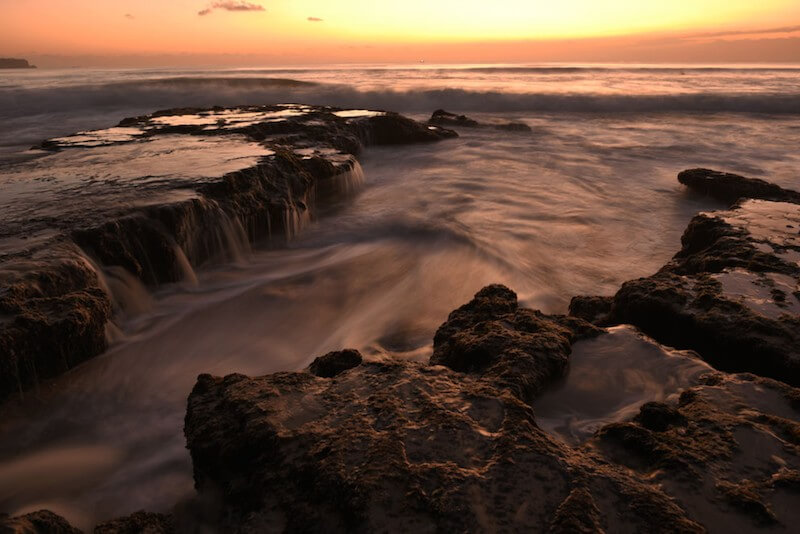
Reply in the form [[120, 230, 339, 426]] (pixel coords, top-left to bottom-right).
[[184, 286, 707, 533], [571, 170, 800, 385], [592, 372, 800, 531], [0, 105, 456, 400]]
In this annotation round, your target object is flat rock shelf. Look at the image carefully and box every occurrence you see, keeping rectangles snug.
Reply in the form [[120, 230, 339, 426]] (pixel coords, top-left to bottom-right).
[[0, 104, 456, 401]]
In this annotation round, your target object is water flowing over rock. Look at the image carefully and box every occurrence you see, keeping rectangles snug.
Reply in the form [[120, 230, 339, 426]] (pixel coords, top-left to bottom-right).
[[183, 286, 709, 533], [0, 105, 456, 401], [571, 170, 800, 385]]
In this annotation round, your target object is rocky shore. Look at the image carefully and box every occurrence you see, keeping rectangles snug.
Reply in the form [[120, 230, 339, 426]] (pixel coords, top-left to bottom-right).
[[2, 112, 799, 532], [0, 105, 456, 401]]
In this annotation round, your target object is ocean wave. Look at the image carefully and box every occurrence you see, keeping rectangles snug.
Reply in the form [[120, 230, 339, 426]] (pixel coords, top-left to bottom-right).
[[2, 76, 800, 118]]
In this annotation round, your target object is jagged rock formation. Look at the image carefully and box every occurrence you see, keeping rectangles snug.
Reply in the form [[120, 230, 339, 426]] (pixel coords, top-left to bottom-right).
[[429, 109, 532, 132], [183, 285, 800, 532], [179, 287, 665, 532], [0, 105, 456, 400], [571, 170, 800, 385]]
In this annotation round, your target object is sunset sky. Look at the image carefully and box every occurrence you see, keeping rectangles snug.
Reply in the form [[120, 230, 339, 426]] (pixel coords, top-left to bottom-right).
[[2, 0, 800, 66]]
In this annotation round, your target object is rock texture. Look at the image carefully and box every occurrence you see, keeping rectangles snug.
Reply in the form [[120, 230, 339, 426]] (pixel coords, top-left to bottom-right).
[[571, 170, 800, 385], [429, 109, 532, 132], [0, 510, 81, 533], [679, 168, 800, 204], [592, 372, 800, 531], [184, 286, 709, 533], [0, 105, 456, 401]]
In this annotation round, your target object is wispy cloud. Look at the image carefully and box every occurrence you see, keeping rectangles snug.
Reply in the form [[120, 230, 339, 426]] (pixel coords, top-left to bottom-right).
[[690, 25, 800, 39], [198, 2, 265, 16], [307, 17, 323, 22]]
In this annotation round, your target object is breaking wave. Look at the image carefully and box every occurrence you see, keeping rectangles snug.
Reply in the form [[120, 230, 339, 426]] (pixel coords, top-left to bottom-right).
[[2, 76, 800, 119]]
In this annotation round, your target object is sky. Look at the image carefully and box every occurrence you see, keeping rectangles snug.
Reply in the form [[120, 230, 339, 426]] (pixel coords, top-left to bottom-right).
[[2, 0, 800, 66]]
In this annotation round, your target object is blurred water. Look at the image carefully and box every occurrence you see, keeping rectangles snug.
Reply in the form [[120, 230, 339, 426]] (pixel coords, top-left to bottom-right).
[[1, 65, 799, 528]]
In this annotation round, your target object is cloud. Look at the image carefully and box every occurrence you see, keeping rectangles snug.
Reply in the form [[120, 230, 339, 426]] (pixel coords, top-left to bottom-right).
[[198, 2, 265, 16], [124, 13, 134, 19], [307, 17, 323, 22], [689, 25, 800, 39]]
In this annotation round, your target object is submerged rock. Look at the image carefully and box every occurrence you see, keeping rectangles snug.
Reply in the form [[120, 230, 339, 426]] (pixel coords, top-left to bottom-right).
[[428, 109, 532, 132], [184, 286, 705, 533], [0, 105, 456, 401], [572, 171, 800, 386], [678, 168, 800, 204]]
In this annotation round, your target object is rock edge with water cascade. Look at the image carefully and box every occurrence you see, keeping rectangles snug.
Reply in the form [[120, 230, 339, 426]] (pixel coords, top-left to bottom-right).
[[0, 105, 456, 401]]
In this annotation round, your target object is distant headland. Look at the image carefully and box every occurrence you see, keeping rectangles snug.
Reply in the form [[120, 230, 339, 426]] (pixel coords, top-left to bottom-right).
[[0, 58, 37, 69]]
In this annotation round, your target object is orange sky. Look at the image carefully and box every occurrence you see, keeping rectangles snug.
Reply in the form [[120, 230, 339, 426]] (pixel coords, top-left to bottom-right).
[[2, 1, 800, 66]]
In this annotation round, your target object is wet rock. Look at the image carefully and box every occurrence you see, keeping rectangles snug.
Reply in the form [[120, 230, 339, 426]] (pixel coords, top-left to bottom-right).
[[568, 295, 613, 325], [0, 510, 80, 533], [0, 105, 457, 400], [308, 349, 363, 378], [574, 172, 800, 386], [634, 401, 687, 431], [547, 487, 606, 533], [431, 284, 601, 401], [0, 246, 112, 399], [184, 286, 703, 533], [593, 372, 800, 530], [429, 109, 480, 127], [428, 109, 532, 132], [679, 168, 800, 205], [94, 511, 175, 534]]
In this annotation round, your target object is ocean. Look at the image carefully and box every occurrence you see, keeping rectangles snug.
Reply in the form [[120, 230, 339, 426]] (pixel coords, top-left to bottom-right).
[[1, 64, 799, 528]]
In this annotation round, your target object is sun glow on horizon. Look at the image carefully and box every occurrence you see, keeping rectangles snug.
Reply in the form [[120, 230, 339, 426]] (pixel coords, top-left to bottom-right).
[[2, 0, 800, 65]]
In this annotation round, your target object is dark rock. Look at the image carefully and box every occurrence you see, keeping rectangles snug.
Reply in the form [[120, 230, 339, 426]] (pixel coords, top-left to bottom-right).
[[0, 247, 112, 399], [428, 109, 532, 132], [429, 109, 480, 127], [678, 168, 800, 205], [574, 173, 800, 386], [0, 58, 36, 69], [184, 286, 702, 533], [0, 105, 457, 401], [548, 487, 606, 533], [431, 284, 601, 401], [593, 372, 800, 529], [568, 295, 613, 324], [0, 510, 81, 533], [308, 349, 363, 378], [634, 401, 687, 431], [94, 511, 175, 534]]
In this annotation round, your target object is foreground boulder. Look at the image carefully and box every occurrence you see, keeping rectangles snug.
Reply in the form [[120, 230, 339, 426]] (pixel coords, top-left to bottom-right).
[[572, 171, 800, 386], [0, 105, 456, 401], [185, 286, 707, 532], [184, 285, 800, 532], [429, 109, 532, 132]]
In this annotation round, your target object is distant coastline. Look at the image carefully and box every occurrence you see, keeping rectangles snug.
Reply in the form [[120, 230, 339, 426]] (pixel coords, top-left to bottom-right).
[[0, 58, 37, 69]]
